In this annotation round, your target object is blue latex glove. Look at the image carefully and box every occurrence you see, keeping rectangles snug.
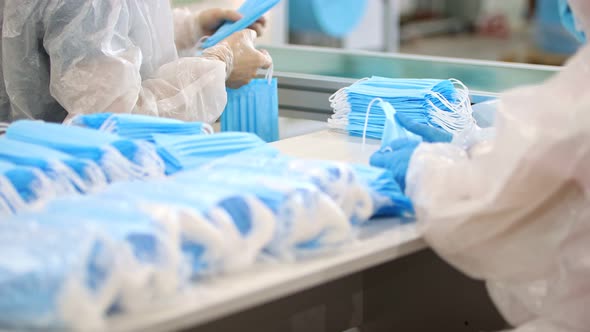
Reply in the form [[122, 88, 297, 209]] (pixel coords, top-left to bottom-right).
[[370, 139, 420, 192], [559, 0, 587, 43], [395, 113, 453, 143]]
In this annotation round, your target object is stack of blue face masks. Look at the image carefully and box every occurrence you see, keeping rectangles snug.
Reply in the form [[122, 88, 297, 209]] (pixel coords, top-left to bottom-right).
[[0, 160, 57, 209], [98, 180, 276, 275], [221, 71, 280, 143], [0, 173, 25, 215], [327, 77, 475, 140], [153, 132, 279, 174], [5, 120, 165, 182], [201, 0, 281, 48], [70, 113, 214, 143], [0, 220, 129, 330], [0, 137, 105, 196]]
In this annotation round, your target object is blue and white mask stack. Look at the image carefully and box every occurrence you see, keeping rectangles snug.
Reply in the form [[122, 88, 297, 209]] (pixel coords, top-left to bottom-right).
[[327, 76, 475, 140]]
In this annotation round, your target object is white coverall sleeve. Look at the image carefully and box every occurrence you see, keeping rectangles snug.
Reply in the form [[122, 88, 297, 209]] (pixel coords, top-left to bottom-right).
[[406, 43, 590, 332], [172, 8, 204, 51], [43, 1, 226, 124], [568, 0, 590, 37]]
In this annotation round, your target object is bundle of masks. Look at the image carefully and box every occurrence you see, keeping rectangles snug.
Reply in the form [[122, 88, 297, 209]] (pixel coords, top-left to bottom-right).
[[221, 69, 279, 143], [327, 77, 476, 141]]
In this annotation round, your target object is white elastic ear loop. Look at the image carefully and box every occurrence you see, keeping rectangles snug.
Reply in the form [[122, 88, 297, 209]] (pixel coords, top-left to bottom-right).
[[265, 63, 274, 84], [362, 98, 384, 147], [202, 123, 215, 135], [196, 35, 210, 50]]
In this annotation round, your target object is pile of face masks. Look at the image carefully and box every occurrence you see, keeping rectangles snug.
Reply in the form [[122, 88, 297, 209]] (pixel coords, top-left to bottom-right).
[[0, 113, 419, 330], [327, 77, 475, 140]]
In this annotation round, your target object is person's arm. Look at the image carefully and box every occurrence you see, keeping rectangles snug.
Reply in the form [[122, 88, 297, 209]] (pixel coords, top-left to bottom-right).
[[43, 1, 268, 123]]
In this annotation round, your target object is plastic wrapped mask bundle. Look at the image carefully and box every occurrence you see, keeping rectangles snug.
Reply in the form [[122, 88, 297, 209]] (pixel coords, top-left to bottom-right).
[[0, 137, 106, 195], [70, 113, 214, 143], [26, 197, 188, 311], [0, 160, 57, 209], [201, 0, 281, 48], [221, 69, 280, 142], [174, 169, 352, 261], [99, 180, 276, 274], [0, 221, 132, 330], [328, 77, 475, 140], [200, 152, 374, 223], [153, 132, 279, 174], [351, 164, 415, 220], [5, 120, 165, 182]]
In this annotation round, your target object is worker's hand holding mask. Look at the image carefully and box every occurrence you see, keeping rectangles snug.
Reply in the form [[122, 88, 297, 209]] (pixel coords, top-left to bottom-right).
[[395, 113, 453, 143], [203, 29, 272, 89], [198, 8, 267, 37], [370, 139, 421, 192]]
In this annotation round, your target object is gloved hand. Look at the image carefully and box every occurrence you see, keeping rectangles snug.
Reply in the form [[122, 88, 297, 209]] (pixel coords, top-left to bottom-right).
[[370, 139, 421, 192], [202, 29, 272, 89], [198, 8, 267, 37], [395, 113, 453, 143]]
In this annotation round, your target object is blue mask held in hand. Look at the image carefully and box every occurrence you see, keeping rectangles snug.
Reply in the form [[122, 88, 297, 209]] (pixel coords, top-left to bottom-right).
[[370, 139, 421, 192], [6, 120, 165, 182], [221, 68, 279, 143], [201, 0, 281, 48], [70, 113, 214, 143], [0, 137, 105, 194], [153, 132, 279, 174]]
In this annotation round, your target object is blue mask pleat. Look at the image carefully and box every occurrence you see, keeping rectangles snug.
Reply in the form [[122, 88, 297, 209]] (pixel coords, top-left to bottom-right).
[[152, 132, 279, 174], [222, 78, 279, 143], [72, 113, 210, 143]]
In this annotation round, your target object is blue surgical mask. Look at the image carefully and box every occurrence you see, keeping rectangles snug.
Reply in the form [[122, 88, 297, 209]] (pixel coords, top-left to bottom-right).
[[152, 132, 279, 174], [201, 0, 281, 48], [221, 70, 279, 143], [6, 120, 165, 181], [0, 137, 105, 194], [71, 113, 214, 143]]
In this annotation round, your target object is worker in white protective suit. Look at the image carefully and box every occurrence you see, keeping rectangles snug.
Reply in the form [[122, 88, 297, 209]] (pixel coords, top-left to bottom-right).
[[0, 0, 272, 123], [371, 1, 590, 331]]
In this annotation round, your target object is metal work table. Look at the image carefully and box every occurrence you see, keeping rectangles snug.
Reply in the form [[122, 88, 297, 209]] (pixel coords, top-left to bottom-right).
[[109, 46, 556, 332]]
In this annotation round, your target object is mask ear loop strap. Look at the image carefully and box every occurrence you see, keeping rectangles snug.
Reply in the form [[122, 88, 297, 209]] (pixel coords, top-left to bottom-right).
[[265, 63, 274, 85], [362, 98, 384, 147]]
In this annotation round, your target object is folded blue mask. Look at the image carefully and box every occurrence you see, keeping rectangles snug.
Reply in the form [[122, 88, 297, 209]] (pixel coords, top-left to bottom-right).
[[351, 164, 415, 220], [328, 77, 475, 140], [174, 169, 352, 260], [6, 120, 165, 182], [201, 0, 281, 48], [0, 220, 126, 330], [0, 137, 105, 194], [71, 113, 214, 143], [221, 73, 279, 143], [99, 180, 276, 274], [0, 160, 56, 206], [0, 174, 24, 215], [152, 132, 279, 174]]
